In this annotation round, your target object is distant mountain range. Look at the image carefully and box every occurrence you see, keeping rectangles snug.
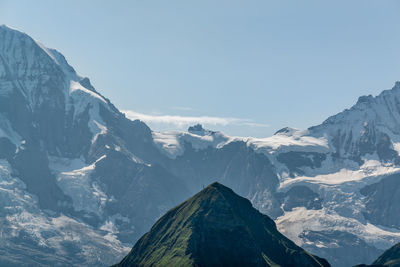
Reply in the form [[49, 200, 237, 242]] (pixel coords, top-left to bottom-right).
[[1, 25, 400, 266], [113, 182, 330, 267]]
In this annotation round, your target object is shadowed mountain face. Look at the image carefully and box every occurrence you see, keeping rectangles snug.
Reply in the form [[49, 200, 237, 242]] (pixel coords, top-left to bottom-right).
[[360, 173, 400, 229], [373, 243, 400, 266], [114, 182, 330, 267], [355, 243, 400, 267]]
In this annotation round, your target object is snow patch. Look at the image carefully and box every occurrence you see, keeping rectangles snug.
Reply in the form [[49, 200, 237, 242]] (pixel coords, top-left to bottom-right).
[[393, 142, 400, 156], [276, 207, 400, 250], [280, 159, 400, 188], [90, 120, 107, 144], [152, 130, 234, 159], [246, 129, 329, 155], [49, 156, 108, 216], [69, 81, 106, 104]]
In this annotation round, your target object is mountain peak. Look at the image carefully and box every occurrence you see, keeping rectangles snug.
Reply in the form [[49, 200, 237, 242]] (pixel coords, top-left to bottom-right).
[[308, 80, 400, 160], [356, 94, 374, 105], [274, 126, 299, 135], [114, 182, 330, 267], [0, 24, 40, 49], [355, 81, 400, 106], [0, 24, 24, 33], [190, 181, 251, 209], [207, 181, 225, 189], [188, 124, 216, 136], [0, 24, 71, 81]]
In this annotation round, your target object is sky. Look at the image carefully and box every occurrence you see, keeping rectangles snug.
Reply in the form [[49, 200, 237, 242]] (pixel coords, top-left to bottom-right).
[[1, 0, 400, 137]]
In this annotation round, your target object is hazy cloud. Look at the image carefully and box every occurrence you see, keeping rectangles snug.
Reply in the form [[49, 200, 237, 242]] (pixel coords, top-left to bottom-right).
[[122, 110, 269, 129]]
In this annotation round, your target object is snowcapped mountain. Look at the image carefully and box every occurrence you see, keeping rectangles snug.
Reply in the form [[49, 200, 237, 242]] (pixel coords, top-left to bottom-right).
[[0, 25, 190, 266], [2, 24, 400, 267], [147, 88, 400, 265]]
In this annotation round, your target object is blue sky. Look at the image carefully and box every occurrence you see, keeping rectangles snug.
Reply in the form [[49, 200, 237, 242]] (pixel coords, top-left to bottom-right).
[[2, 0, 400, 137]]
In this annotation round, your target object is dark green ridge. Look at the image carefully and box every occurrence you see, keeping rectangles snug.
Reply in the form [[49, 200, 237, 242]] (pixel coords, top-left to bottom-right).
[[112, 182, 330, 267], [354, 243, 400, 267]]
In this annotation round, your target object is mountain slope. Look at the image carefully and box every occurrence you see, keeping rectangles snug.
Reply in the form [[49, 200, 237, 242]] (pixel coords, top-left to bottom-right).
[[355, 243, 400, 267], [114, 182, 330, 267], [372, 243, 400, 266]]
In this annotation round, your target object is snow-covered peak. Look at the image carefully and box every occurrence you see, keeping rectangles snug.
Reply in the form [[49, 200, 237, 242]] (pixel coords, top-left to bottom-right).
[[264, 81, 400, 164], [0, 26, 111, 117], [274, 127, 301, 136], [0, 24, 26, 35], [0, 24, 74, 74], [245, 129, 329, 155], [0, 25, 65, 73], [152, 128, 235, 159], [0, 25, 118, 158], [0, 25, 67, 104], [0, 25, 106, 102], [312, 82, 400, 136]]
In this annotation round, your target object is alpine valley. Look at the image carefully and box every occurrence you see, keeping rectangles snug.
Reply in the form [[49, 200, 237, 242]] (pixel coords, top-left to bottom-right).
[[2, 25, 400, 267]]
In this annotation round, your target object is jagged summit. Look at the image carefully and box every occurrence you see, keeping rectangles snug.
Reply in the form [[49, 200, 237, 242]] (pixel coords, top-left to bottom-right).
[[356, 94, 374, 105], [188, 123, 216, 136], [355, 82, 400, 105], [114, 182, 330, 267], [314, 81, 400, 130], [302, 81, 400, 163], [274, 126, 299, 135]]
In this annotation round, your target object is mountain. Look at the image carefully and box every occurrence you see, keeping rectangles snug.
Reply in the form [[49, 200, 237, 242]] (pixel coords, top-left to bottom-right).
[[371, 243, 400, 266], [1, 24, 400, 267], [114, 182, 330, 267], [150, 84, 400, 266], [355, 243, 400, 266], [0, 25, 282, 266], [0, 24, 190, 266]]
